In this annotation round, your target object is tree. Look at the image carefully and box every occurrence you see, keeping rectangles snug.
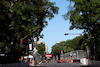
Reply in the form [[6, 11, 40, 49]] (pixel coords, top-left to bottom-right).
[[0, 0, 59, 63], [9, 0, 59, 42], [37, 43, 45, 57], [0, 0, 59, 44], [64, 0, 100, 60], [51, 41, 66, 60], [51, 35, 87, 60]]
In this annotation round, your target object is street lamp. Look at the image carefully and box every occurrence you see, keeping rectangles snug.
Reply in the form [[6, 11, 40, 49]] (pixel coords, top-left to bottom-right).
[[64, 33, 83, 60], [64, 33, 69, 35], [64, 33, 83, 35]]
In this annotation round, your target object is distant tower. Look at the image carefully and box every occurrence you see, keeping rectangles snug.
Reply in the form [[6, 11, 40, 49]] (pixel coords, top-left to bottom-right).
[[45, 45, 48, 54]]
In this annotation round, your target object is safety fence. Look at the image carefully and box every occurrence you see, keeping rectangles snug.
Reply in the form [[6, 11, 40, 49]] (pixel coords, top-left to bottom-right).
[[60, 50, 87, 60], [60, 59, 73, 63]]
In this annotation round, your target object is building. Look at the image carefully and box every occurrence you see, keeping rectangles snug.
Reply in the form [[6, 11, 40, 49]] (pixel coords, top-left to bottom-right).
[[38, 41, 45, 44], [45, 45, 48, 54]]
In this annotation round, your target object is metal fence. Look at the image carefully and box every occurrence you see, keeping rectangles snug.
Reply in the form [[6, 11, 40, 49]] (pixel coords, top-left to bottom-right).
[[60, 50, 88, 60]]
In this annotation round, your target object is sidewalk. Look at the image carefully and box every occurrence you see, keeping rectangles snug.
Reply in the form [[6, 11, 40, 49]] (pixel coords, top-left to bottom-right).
[[88, 60, 100, 67]]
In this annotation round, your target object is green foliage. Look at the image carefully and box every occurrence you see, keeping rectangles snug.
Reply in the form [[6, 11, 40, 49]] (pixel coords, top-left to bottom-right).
[[66, 47, 74, 52], [64, 0, 100, 60], [51, 41, 66, 56], [37, 43, 45, 56], [5, 45, 11, 54], [51, 35, 85, 56], [0, 0, 59, 43], [64, 0, 100, 32], [0, 0, 59, 62]]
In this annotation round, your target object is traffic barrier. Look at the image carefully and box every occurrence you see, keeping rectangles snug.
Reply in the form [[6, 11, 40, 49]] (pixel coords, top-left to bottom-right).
[[60, 59, 64, 62], [60, 59, 73, 63], [71, 59, 73, 63], [29, 59, 35, 66], [32, 60, 35, 65], [30, 59, 33, 66]]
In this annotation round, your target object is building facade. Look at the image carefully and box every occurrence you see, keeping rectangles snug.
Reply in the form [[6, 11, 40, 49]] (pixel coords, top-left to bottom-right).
[[45, 45, 48, 54]]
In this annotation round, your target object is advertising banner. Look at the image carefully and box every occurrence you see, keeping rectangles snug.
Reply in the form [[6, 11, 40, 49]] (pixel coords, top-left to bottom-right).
[[45, 54, 52, 59]]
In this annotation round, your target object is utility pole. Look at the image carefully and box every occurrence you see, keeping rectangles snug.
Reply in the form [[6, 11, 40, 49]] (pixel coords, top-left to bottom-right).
[[64, 33, 82, 60]]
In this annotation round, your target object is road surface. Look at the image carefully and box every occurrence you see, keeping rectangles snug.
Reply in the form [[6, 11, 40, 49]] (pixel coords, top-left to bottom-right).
[[34, 61, 83, 67]]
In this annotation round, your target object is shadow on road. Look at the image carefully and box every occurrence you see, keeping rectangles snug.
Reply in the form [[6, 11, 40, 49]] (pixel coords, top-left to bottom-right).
[[30, 66, 46, 67]]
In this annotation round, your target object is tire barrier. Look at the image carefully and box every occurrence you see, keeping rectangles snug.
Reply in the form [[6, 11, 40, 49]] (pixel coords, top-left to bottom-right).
[[60, 59, 73, 63]]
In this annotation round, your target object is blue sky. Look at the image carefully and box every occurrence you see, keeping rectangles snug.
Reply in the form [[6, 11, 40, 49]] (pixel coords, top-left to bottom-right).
[[39, 0, 83, 53]]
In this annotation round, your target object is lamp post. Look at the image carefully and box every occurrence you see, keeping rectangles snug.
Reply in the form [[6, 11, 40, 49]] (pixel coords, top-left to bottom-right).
[[64, 33, 83, 60], [64, 33, 82, 35]]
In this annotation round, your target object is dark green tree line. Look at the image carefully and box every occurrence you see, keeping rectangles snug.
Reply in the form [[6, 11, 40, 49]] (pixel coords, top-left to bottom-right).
[[63, 0, 100, 60], [37, 43, 45, 57], [0, 0, 59, 63], [51, 35, 85, 60]]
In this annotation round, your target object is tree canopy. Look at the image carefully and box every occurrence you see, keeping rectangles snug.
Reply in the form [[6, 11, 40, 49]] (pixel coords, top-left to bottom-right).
[[63, 0, 100, 60], [0, 0, 59, 63], [37, 43, 45, 57], [0, 0, 59, 44], [51, 35, 85, 57]]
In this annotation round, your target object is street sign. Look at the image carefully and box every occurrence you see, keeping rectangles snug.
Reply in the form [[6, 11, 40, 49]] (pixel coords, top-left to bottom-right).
[[73, 53, 76, 55], [29, 44, 32, 50], [45, 54, 52, 57], [45, 54, 52, 59]]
